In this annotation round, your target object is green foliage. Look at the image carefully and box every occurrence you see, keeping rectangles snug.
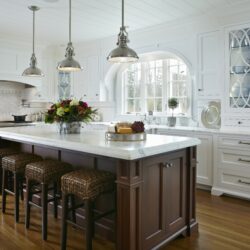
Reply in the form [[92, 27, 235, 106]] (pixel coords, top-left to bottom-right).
[[168, 97, 179, 110]]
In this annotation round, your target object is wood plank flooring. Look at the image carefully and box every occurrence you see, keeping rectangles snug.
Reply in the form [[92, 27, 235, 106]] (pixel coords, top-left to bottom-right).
[[0, 190, 249, 250]]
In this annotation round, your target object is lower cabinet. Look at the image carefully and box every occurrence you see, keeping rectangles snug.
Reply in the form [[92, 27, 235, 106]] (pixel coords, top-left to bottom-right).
[[156, 129, 213, 186], [212, 134, 250, 199], [141, 149, 189, 249]]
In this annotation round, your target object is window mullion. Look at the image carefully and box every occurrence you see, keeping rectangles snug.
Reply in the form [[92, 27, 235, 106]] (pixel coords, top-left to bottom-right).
[[162, 60, 168, 114], [141, 63, 146, 113]]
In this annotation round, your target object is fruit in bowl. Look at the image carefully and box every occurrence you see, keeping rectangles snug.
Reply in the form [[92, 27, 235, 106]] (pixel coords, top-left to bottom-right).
[[131, 121, 145, 133], [108, 121, 145, 134]]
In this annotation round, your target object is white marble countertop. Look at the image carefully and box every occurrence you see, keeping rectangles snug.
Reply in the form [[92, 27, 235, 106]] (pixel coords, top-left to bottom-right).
[[0, 125, 200, 160], [82, 122, 250, 136], [146, 125, 250, 136]]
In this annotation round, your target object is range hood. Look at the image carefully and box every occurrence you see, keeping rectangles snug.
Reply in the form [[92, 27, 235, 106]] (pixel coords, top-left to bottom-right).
[[0, 73, 42, 87]]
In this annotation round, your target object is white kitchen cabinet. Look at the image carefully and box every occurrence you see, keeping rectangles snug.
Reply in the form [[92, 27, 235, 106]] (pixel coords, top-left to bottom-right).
[[212, 134, 250, 199], [156, 128, 213, 186], [197, 31, 222, 98], [72, 55, 100, 101]]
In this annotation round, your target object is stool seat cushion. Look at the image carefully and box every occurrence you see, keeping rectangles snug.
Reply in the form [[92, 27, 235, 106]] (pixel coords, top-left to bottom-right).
[[0, 148, 20, 162], [25, 160, 72, 184], [61, 169, 115, 200], [2, 153, 42, 173]]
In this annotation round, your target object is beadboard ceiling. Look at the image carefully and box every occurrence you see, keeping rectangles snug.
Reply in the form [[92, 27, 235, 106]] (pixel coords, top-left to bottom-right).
[[0, 0, 249, 45]]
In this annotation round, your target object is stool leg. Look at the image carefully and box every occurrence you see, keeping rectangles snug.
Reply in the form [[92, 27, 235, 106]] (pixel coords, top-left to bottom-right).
[[1, 169, 7, 213], [0, 167, 2, 195], [41, 183, 48, 240], [25, 179, 31, 229], [53, 182, 58, 219], [85, 199, 93, 250], [61, 193, 68, 250], [14, 172, 20, 223], [20, 180, 24, 201], [70, 194, 76, 223]]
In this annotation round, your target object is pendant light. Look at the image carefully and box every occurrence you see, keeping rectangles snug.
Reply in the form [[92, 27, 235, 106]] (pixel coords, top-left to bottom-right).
[[57, 0, 82, 72], [107, 0, 139, 63], [22, 6, 44, 77]]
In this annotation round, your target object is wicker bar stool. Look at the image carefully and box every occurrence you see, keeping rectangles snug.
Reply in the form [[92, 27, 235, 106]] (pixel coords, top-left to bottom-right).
[[25, 159, 72, 240], [1, 153, 42, 222], [0, 147, 20, 194], [60, 169, 116, 250]]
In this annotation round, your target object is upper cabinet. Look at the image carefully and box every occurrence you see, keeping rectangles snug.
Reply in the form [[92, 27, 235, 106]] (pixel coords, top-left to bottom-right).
[[72, 55, 100, 101], [197, 31, 222, 98], [226, 24, 250, 112]]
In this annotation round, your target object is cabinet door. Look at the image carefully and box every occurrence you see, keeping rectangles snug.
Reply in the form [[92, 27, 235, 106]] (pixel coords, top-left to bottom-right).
[[225, 24, 250, 114], [164, 150, 187, 236], [141, 149, 186, 249], [196, 134, 213, 185], [157, 129, 213, 186], [197, 31, 222, 97], [72, 56, 100, 101], [72, 58, 88, 99]]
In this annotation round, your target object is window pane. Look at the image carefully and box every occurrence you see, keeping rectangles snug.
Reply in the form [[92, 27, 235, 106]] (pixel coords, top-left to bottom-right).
[[127, 85, 134, 98], [172, 82, 179, 96], [156, 60, 163, 67], [155, 98, 162, 112], [149, 61, 155, 68], [134, 84, 140, 98], [135, 99, 141, 112], [147, 99, 154, 112], [147, 84, 154, 97], [156, 67, 162, 83], [126, 99, 134, 113], [155, 84, 162, 97], [127, 71, 135, 83]]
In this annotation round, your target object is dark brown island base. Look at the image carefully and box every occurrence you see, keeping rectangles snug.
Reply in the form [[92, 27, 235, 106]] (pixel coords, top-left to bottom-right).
[[0, 126, 200, 250]]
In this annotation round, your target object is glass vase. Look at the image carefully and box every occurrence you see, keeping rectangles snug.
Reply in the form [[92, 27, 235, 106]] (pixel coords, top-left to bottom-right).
[[58, 121, 82, 134]]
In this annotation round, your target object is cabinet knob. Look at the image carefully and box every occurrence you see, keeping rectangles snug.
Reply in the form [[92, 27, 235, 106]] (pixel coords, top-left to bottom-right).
[[96, 94, 99, 96], [163, 162, 174, 168], [84, 94, 87, 97], [238, 121, 242, 125], [198, 88, 203, 91]]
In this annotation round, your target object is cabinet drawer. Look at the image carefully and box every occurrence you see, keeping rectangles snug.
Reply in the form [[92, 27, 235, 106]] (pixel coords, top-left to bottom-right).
[[218, 149, 250, 170], [218, 136, 250, 150], [218, 169, 250, 193]]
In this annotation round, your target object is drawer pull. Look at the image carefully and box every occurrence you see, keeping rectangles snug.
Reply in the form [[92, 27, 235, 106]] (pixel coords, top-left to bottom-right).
[[238, 158, 250, 163], [163, 162, 174, 168], [239, 141, 250, 145], [238, 179, 250, 185]]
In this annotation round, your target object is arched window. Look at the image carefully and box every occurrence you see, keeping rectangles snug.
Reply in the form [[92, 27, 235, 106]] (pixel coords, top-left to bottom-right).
[[120, 54, 192, 116]]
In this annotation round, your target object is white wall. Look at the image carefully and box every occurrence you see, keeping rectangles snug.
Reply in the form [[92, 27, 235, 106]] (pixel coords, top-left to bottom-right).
[[52, 6, 250, 122]]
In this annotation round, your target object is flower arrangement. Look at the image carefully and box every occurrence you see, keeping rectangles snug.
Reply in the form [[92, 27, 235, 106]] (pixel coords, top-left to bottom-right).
[[45, 99, 97, 124]]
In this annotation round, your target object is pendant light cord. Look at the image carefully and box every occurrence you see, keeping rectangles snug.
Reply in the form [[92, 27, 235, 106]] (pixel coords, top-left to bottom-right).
[[69, 0, 71, 43], [122, 0, 124, 28], [33, 9, 35, 54]]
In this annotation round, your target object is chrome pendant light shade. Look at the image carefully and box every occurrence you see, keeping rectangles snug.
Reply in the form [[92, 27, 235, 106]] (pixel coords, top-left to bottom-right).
[[22, 6, 44, 77], [57, 0, 82, 72], [107, 0, 138, 63]]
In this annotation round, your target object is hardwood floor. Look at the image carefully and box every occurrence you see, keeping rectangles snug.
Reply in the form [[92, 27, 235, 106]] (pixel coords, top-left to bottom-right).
[[0, 190, 249, 250]]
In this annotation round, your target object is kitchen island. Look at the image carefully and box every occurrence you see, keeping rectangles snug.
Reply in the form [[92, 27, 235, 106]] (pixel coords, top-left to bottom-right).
[[0, 125, 200, 250]]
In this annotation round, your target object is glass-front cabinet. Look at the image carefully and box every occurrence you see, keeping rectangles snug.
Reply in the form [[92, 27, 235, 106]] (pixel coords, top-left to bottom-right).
[[228, 27, 250, 109]]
